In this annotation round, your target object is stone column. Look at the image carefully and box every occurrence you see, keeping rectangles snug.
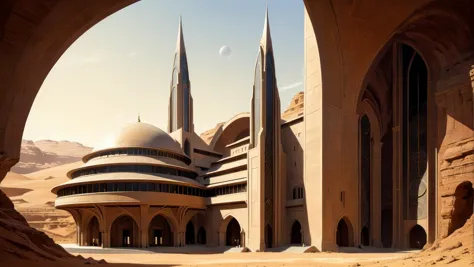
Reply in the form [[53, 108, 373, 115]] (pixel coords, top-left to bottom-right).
[[140, 205, 149, 248]]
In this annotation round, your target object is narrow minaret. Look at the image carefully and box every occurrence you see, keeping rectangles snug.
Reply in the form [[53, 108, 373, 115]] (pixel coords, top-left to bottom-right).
[[247, 8, 285, 252], [168, 16, 194, 134]]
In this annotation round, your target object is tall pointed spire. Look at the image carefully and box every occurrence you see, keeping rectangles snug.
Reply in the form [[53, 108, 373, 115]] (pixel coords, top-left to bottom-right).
[[137, 113, 141, 122], [176, 15, 186, 56], [260, 5, 273, 52]]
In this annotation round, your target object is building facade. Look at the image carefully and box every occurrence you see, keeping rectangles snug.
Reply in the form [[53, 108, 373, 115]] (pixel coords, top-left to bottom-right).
[[51, 6, 474, 252]]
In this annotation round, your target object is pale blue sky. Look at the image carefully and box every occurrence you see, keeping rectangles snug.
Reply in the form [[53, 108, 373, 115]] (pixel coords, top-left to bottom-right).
[[24, 0, 304, 148]]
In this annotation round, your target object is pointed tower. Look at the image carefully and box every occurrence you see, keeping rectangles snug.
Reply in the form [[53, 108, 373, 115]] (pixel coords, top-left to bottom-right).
[[247, 8, 286, 252], [168, 16, 194, 134]]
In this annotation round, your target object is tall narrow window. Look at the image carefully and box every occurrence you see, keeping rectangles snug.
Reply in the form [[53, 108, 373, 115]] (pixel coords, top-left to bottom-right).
[[360, 114, 371, 244], [184, 139, 190, 157], [253, 49, 262, 147], [402, 45, 428, 220], [181, 55, 190, 132], [264, 51, 275, 243]]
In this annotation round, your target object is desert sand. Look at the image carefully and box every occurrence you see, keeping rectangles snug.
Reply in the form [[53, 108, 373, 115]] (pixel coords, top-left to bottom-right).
[[0, 162, 83, 243]]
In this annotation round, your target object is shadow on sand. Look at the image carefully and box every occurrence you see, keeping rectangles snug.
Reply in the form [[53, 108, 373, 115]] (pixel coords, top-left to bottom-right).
[[63, 245, 244, 255]]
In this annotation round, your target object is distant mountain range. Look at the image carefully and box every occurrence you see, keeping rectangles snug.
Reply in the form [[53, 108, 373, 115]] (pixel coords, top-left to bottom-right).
[[11, 140, 92, 174]]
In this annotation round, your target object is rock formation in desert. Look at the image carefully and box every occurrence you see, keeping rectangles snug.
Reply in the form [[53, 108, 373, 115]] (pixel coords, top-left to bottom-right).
[[11, 140, 92, 174]]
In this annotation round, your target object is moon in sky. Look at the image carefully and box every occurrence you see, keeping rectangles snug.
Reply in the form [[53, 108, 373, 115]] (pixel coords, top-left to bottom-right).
[[219, 45, 232, 58]]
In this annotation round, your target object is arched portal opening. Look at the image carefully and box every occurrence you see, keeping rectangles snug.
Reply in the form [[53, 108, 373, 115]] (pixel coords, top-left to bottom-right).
[[185, 221, 195, 245], [336, 217, 354, 247], [265, 224, 273, 249], [290, 220, 302, 245], [87, 216, 101, 246], [361, 227, 369, 246], [197, 226, 206, 245], [110, 215, 139, 247], [448, 181, 473, 235], [409, 224, 427, 249], [149, 215, 173, 246], [225, 218, 240, 246], [360, 114, 371, 246]]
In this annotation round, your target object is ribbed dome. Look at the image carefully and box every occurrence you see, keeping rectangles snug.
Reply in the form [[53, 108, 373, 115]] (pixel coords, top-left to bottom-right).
[[94, 122, 183, 154]]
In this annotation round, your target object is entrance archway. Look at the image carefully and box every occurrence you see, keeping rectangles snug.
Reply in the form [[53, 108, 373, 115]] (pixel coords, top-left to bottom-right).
[[185, 221, 195, 245], [225, 218, 240, 246], [87, 216, 101, 246], [336, 217, 354, 247], [409, 224, 427, 249], [265, 224, 273, 249], [197, 226, 206, 245], [149, 215, 173, 246], [448, 181, 473, 235], [290, 220, 302, 244], [110, 215, 139, 247]]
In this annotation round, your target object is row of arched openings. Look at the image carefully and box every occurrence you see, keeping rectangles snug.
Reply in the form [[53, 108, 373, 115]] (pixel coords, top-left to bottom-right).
[[335, 216, 429, 249], [86, 214, 207, 247]]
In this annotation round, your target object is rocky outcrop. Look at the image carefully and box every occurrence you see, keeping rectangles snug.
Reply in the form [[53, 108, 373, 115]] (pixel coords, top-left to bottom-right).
[[0, 189, 73, 260], [11, 140, 92, 174], [282, 92, 304, 121], [439, 137, 474, 238]]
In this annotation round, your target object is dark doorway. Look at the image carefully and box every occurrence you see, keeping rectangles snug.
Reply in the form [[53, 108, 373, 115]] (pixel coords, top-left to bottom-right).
[[290, 221, 302, 244], [149, 215, 173, 246], [409, 224, 427, 249], [197, 226, 206, 245], [110, 215, 138, 247], [361, 227, 370, 246], [225, 218, 240, 246], [336, 218, 350, 247], [151, 230, 162, 246], [448, 181, 473, 235], [122, 230, 131, 247], [87, 216, 101, 246], [381, 209, 393, 248], [265, 224, 273, 249], [185, 221, 195, 244]]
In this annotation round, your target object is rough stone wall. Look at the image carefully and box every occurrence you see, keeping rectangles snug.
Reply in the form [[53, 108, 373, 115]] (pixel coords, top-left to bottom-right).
[[0, 189, 73, 260], [436, 64, 474, 238]]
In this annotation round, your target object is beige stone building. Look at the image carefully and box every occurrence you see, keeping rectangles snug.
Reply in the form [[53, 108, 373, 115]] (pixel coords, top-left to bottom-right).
[[52, 12, 307, 251]]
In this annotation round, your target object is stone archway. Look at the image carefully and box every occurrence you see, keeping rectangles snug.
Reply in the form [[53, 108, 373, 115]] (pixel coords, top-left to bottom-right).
[[149, 214, 173, 246], [290, 220, 302, 245], [86, 216, 101, 246], [225, 218, 241, 247], [336, 217, 354, 247], [110, 215, 139, 247], [409, 224, 427, 249], [448, 181, 473, 236]]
